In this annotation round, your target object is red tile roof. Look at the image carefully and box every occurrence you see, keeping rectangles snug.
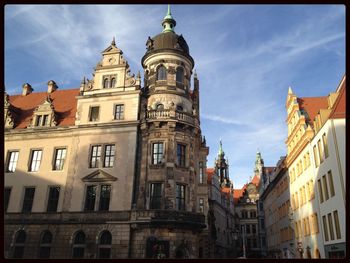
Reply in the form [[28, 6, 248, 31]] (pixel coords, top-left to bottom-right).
[[251, 174, 260, 186], [8, 89, 79, 129], [329, 80, 346, 119], [264, 166, 275, 174], [233, 184, 247, 204], [207, 168, 215, 183], [297, 97, 328, 125]]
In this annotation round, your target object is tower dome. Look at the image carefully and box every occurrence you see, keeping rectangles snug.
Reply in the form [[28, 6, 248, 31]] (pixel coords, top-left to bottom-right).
[[142, 5, 194, 67]]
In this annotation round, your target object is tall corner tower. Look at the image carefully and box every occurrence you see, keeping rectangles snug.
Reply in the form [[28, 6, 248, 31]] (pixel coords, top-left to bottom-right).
[[131, 6, 208, 259]]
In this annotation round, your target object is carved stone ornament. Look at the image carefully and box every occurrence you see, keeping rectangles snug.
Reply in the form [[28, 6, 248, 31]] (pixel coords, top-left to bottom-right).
[[146, 36, 154, 51]]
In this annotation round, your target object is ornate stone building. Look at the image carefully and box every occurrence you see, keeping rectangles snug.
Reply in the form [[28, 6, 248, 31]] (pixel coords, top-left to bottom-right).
[[4, 7, 208, 259], [233, 152, 274, 258], [206, 141, 236, 258]]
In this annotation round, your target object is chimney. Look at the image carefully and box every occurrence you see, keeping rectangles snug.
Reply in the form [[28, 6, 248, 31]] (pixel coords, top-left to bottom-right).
[[22, 83, 33, 96], [47, 80, 58, 93]]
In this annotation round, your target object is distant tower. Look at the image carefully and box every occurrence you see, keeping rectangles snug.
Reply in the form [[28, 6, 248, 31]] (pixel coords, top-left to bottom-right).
[[254, 150, 264, 179], [214, 140, 230, 187]]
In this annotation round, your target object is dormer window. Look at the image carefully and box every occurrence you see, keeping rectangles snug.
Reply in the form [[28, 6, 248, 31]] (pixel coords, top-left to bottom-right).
[[176, 67, 184, 83], [156, 104, 164, 111], [176, 105, 183, 111], [30, 97, 57, 128], [157, 66, 167, 80]]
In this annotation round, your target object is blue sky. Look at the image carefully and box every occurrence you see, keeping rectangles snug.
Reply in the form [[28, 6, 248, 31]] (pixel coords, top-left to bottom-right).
[[5, 5, 345, 188]]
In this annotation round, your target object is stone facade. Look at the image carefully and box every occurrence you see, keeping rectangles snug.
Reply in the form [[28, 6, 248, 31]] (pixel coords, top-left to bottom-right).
[[4, 7, 208, 259]]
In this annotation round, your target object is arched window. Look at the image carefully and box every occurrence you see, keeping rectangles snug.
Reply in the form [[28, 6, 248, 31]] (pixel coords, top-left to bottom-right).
[[72, 231, 85, 258], [103, 78, 109, 89], [39, 231, 52, 258], [156, 104, 164, 111], [176, 67, 184, 83], [98, 231, 112, 258], [110, 78, 116, 88], [13, 230, 26, 258], [157, 66, 167, 80]]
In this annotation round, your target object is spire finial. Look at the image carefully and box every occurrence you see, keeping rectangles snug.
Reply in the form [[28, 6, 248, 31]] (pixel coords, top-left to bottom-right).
[[288, 86, 293, 94], [194, 69, 198, 79], [162, 4, 176, 33], [218, 139, 224, 157], [111, 37, 116, 46], [167, 4, 171, 16]]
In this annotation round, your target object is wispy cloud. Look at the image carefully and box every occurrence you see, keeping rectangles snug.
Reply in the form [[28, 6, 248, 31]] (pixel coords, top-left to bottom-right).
[[5, 5, 345, 188]]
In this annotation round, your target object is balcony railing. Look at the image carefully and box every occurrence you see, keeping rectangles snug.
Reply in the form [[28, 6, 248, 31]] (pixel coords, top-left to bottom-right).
[[146, 109, 195, 125]]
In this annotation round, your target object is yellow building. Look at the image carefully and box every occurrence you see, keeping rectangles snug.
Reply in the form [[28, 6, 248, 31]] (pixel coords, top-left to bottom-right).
[[286, 76, 346, 258]]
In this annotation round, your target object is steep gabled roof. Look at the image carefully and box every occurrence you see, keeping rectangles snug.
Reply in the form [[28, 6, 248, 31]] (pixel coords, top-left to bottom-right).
[[8, 88, 79, 129], [297, 96, 328, 125], [207, 168, 215, 183], [329, 80, 346, 119]]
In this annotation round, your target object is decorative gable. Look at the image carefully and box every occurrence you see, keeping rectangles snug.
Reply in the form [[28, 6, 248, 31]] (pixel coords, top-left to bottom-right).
[[81, 169, 118, 182], [4, 92, 16, 129], [28, 96, 57, 128]]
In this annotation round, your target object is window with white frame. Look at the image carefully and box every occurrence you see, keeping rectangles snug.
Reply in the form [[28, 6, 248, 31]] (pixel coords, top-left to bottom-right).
[[114, 104, 124, 120], [6, 150, 19, 172], [53, 148, 66, 170], [29, 150, 42, 172], [152, 142, 164, 165]]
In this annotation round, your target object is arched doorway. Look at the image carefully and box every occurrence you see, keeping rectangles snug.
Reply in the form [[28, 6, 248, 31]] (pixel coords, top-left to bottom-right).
[[315, 249, 321, 259]]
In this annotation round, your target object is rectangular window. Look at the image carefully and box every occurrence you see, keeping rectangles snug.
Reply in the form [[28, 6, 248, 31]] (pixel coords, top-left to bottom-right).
[[294, 222, 299, 238], [310, 180, 315, 199], [6, 151, 19, 172], [176, 184, 185, 210], [114, 104, 124, 120], [199, 162, 204, 184], [322, 175, 329, 201], [327, 170, 335, 197], [314, 213, 319, 234], [35, 115, 42, 126], [199, 198, 204, 213], [53, 148, 66, 170], [333, 210, 341, 239], [318, 139, 324, 163], [150, 183, 162, 209], [99, 185, 111, 211], [89, 106, 100, 122], [322, 133, 329, 158], [252, 224, 256, 234], [313, 145, 319, 167], [22, 187, 35, 213], [29, 149, 42, 172], [246, 224, 251, 234], [177, 144, 186, 167], [4, 187, 11, 212], [306, 182, 310, 201], [322, 215, 329, 241], [152, 142, 164, 165], [328, 213, 335, 240], [104, 144, 115, 168], [42, 115, 49, 126], [298, 220, 302, 238], [306, 217, 310, 235], [318, 179, 324, 203], [47, 186, 60, 212], [90, 145, 102, 168], [84, 185, 97, 211]]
